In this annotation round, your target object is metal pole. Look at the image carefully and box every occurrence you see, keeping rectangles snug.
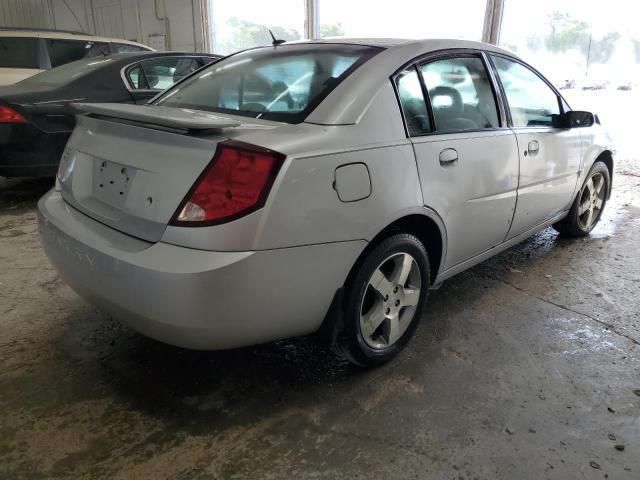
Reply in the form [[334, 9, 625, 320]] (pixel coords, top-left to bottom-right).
[[482, 0, 504, 45], [585, 33, 592, 77], [305, 0, 319, 39]]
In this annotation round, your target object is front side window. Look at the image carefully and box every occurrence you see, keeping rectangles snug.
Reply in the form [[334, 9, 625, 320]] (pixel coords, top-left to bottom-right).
[[127, 57, 201, 91], [0, 37, 40, 69], [155, 44, 380, 123], [420, 56, 499, 132], [491, 56, 560, 127], [46, 39, 109, 68], [395, 68, 431, 136]]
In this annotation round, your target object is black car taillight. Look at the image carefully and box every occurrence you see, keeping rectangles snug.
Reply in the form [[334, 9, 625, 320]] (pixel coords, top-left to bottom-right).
[[0, 105, 26, 124]]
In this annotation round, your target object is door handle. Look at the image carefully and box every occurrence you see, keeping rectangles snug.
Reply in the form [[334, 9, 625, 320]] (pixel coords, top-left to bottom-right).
[[439, 148, 458, 167], [527, 140, 540, 156]]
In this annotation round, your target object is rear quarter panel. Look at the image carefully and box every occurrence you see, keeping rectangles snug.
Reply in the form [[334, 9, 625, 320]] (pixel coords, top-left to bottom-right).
[[162, 82, 425, 251]]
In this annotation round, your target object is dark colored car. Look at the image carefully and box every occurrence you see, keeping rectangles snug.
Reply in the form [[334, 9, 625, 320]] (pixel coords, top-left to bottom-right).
[[0, 51, 220, 177]]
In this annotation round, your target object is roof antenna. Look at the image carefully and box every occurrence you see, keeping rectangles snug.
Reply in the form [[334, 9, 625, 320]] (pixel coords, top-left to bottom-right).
[[269, 29, 286, 47]]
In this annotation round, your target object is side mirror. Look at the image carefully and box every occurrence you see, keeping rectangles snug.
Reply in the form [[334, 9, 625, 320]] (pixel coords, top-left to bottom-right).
[[552, 110, 595, 129]]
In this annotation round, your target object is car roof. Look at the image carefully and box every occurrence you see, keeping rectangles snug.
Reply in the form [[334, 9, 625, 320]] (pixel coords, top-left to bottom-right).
[[299, 38, 520, 125], [290, 37, 513, 54], [0, 28, 151, 49]]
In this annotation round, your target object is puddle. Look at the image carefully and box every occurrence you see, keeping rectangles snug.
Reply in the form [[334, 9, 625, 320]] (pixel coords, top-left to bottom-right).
[[548, 317, 626, 356]]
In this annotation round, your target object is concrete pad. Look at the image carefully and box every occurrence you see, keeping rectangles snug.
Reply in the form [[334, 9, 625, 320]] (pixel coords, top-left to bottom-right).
[[1, 174, 639, 479]]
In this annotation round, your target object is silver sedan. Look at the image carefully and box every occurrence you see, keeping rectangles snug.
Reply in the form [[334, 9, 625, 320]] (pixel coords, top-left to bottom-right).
[[38, 38, 613, 366]]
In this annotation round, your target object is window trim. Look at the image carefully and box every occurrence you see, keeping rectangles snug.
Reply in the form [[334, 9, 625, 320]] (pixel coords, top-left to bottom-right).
[[486, 52, 569, 129], [120, 55, 211, 93], [391, 48, 508, 138], [109, 42, 152, 54], [392, 66, 432, 138]]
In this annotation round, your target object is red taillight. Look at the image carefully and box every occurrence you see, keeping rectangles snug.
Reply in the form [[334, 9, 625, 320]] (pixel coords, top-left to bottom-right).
[[171, 141, 285, 225], [0, 105, 26, 124]]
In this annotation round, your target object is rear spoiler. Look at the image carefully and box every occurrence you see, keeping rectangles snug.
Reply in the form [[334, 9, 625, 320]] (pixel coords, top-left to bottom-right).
[[71, 103, 241, 131]]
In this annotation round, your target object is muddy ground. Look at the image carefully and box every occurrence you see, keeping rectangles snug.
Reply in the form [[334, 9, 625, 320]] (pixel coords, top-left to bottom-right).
[[1, 171, 639, 479]]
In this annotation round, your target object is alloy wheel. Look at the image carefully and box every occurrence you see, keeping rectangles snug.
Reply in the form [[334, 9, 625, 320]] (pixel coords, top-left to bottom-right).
[[359, 252, 422, 349], [578, 172, 606, 230]]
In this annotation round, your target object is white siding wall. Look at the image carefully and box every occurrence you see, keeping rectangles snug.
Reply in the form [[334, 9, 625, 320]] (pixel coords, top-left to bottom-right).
[[0, 0, 205, 52], [0, 0, 52, 28]]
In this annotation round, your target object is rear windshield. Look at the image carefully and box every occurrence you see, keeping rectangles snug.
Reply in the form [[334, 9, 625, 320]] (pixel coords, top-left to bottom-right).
[[20, 57, 115, 86], [154, 44, 381, 123], [0, 37, 40, 69]]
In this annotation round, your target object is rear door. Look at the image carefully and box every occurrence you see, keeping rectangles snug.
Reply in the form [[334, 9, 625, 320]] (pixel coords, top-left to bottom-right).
[[490, 55, 581, 238], [397, 53, 520, 269]]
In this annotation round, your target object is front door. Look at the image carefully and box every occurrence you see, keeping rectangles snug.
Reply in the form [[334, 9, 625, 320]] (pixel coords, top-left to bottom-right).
[[490, 55, 581, 237], [395, 54, 520, 270]]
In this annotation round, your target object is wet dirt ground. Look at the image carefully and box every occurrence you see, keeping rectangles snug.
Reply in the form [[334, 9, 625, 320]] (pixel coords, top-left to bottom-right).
[[1, 173, 639, 480]]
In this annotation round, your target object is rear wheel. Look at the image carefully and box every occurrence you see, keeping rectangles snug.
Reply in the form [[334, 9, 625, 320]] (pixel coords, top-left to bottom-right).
[[553, 161, 610, 237], [335, 233, 430, 367]]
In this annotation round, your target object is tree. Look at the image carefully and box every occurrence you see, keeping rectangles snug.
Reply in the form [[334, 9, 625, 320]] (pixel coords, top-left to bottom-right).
[[544, 11, 620, 65], [320, 23, 344, 37], [588, 32, 621, 64], [545, 11, 590, 54]]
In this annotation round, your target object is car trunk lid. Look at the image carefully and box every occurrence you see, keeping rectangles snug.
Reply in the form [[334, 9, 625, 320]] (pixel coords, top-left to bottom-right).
[[59, 107, 241, 242]]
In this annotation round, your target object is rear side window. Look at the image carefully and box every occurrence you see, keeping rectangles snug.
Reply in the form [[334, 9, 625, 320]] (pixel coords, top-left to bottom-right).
[[155, 44, 381, 123], [0, 37, 40, 69], [491, 56, 560, 127], [395, 68, 431, 136], [420, 56, 499, 132], [45, 39, 110, 68], [126, 57, 201, 90]]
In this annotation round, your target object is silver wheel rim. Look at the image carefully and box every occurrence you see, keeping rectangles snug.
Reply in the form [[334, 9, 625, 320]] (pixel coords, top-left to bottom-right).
[[578, 172, 606, 230], [359, 252, 422, 349]]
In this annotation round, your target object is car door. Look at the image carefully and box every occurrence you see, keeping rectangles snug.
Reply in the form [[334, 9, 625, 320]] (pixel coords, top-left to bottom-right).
[[490, 55, 582, 238], [396, 53, 520, 270], [124, 56, 203, 104]]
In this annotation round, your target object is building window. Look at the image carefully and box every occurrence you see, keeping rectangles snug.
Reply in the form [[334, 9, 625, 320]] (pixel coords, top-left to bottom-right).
[[208, 0, 305, 55]]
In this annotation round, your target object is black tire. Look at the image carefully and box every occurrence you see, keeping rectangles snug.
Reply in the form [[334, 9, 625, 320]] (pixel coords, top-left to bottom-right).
[[334, 233, 430, 367], [553, 161, 610, 237]]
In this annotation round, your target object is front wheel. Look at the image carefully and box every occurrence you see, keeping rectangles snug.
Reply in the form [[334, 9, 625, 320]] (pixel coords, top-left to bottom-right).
[[553, 161, 610, 237], [334, 233, 430, 367]]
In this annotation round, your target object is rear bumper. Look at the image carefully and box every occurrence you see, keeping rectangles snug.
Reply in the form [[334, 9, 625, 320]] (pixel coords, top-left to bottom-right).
[[38, 190, 365, 349], [0, 125, 68, 177]]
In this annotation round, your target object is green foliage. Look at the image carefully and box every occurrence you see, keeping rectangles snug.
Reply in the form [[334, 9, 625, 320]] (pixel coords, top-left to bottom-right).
[[542, 10, 620, 64], [320, 23, 344, 37], [218, 17, 302, 53], [545, 11, 590, 53], [588, 32, 621, 64]]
